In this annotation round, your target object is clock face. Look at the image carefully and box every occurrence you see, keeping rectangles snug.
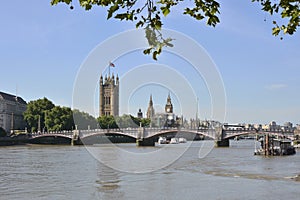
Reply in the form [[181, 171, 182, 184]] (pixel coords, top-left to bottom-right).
[[167, 108, 170, 112]]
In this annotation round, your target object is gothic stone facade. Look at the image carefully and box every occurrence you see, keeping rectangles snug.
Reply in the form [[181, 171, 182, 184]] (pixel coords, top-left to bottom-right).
[[0, 91, 27, 133], [99, 74, 119, 116]]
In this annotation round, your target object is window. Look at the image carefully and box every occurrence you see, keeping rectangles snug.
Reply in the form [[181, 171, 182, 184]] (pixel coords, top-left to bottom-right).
[[104, 96, 111, 105]]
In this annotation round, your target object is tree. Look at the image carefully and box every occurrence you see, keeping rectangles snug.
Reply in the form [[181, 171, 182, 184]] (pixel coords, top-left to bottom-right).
[[115, 114, 135, 128], [45, 106, 74, 131], [23, 97, 55, 132], [51, 0, 299, 59], [140, 118, 151, 127], [129, 115, 151, 127], [23, 97, 101, 132], [73, 109, 98, 130], [97, 115, 118, 129], [113, 114, 151, 128]]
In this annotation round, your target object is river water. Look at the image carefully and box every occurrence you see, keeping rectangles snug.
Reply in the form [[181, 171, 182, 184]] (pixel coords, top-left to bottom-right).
[[0, 140, 299, 200]]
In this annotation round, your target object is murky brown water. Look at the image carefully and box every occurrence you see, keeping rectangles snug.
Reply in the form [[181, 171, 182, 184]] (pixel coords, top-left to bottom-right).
[[0, 140, 299, 199]]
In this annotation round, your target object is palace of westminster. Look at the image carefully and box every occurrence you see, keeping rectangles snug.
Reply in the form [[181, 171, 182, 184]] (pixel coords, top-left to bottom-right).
[[99, 73, 179, 127]]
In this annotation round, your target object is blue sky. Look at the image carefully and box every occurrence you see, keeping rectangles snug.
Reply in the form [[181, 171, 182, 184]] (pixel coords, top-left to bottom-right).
[[0, 0, 299, 125]]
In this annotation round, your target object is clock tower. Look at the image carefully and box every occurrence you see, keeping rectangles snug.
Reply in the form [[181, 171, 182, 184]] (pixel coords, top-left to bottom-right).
[[165, 93, 173, 113]]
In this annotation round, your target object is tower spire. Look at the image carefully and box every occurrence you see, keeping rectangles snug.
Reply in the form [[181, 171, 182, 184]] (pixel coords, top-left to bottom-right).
[[149, 94, 153, 106], [167, 92, 171, 103], [147, 94, 155, 119]]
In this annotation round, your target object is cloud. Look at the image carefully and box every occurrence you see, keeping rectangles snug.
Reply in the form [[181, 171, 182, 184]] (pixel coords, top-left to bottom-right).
[[265, 84, 287, 90]]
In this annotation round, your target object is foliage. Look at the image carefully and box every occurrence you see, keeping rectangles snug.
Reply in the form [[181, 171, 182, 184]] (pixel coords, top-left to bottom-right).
[[115, 114, 136, 128], [45, 106, 74, 131], [140, 118, 151, 127], [23, 97, 55, 132], [97, 114, 151, 129], [115, 114, 151, 128], [97, 115, 118, 129], [50, 0, 220, 60], [252, 0, 300, 38], [130, 115, 151, 127], [0, 127, 7, 137], [51, 0, 299, 59], [23, 98, 99, 132], [73, 109, 98, 130]]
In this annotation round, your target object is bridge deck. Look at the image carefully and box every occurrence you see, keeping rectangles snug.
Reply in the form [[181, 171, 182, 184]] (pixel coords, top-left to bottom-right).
[[29, 127, 294, 141]]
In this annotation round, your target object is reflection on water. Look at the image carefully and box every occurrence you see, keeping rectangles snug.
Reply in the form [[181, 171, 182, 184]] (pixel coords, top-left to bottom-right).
[[0, 141, 299, 200], [95, 163, 123, 199]]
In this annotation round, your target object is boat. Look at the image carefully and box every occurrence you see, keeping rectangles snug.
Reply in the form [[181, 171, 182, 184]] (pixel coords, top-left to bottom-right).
[[158, 137, 167, 144], [178, 137, 187, 143], [294, 144, 300, 148], [254, 135, 296, 156], [292, 140, 300, 148], [170, 138, 179, 144]]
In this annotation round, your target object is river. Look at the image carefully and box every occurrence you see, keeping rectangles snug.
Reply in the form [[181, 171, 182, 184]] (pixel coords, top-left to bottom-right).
[[0, 140, 299, 200]]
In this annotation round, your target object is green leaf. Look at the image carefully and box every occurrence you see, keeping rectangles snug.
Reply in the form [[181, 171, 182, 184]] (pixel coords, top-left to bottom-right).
[[136, 21, 144, 28], [161, 6, 170, 17], [272, 27, 281, 36], [107, 4, 119, 19], [153, 51, 158, 60]]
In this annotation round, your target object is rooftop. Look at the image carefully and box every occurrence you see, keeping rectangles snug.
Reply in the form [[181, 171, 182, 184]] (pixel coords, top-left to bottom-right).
[[0, 91, 26, 104]]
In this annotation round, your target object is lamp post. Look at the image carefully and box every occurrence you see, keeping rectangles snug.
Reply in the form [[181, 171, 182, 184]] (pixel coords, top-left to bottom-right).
[[37, 115, 41, 133], [10, 112, 14, 135]]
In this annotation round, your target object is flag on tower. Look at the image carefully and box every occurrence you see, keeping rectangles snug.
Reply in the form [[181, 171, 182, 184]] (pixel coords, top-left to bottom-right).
[[109, 62, 115, 67]]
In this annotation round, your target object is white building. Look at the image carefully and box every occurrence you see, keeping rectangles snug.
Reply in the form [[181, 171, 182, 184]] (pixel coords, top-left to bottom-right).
[[0, 91, 27, 133], [262, 121, 281, 130]]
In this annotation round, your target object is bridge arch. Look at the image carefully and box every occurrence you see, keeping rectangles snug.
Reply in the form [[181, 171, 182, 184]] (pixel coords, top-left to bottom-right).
[[80, 131, 136, 145], [146, 129, 215, 141], [29, 134, 72, 145]]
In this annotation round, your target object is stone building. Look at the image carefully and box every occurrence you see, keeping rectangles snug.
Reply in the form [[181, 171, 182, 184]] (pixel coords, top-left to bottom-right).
[[164, 94, 176, 127], [146, 95, 155, 119], [137, 108, 143, 119], [0, 91, 27, 133], [99, 74, 119, 116], [165, 93, 173, 113], [146, 93, 180, 127]]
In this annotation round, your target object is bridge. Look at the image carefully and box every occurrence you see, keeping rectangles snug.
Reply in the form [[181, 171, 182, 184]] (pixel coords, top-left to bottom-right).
[[28, 125, 295, 147]]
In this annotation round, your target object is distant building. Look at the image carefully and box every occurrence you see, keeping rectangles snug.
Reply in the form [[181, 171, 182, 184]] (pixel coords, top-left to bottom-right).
[[283, 122, 293, 129], [262, 121, 280, 130], [146, 94, 180, 127], [137, 108, 143, 119], [244, 124, 254, 129], [165, 93, 173, 113], [146, 95, 155, 119], [295, 125, 300, 138], [254, 124, 262, 130], [99, 74, 119, 117], [0, 91, 27, 133], [164, 94, 176, 126], [282, 122, 294, 132]]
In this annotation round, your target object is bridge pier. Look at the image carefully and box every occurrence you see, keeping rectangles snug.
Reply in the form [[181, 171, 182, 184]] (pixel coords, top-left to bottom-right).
[[136, 138, 155, 146], [71, 130, 81, 145], [215, 127, 229, 147], [215, 139, 229, 147], [136, 126, 155, 146]]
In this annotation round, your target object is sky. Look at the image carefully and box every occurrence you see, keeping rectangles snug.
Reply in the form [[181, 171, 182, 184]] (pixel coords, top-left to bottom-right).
[[0, 0, 299, 125]]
